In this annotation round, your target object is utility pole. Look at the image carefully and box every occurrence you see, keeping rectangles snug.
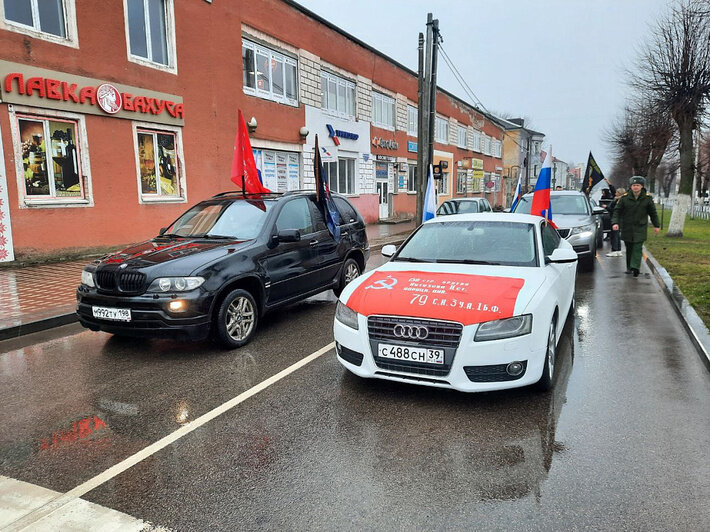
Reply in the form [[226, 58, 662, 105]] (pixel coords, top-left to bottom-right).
[[416, 32, 424, 224], [417, 13, 439, 223]]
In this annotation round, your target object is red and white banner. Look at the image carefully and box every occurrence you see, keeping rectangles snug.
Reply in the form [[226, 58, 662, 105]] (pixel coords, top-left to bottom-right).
[[346, 271, 525, 325]]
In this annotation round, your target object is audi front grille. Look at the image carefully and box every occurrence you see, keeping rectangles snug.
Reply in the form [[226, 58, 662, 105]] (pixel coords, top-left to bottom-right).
[[367, 316, 463, 348]]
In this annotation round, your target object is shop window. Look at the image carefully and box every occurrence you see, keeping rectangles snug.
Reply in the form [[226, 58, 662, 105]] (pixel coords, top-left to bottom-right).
[[252, 149, 300, 192], [125, 0, 175, 70], [324, 158, 355, 195], [321, 71, 355, 117], [456, 171, 467, 194], [439, 171, 449, 195], [471, 176, 482, 193], [14, 113, 89, 205], [407, 105, 418, 137], [457, 126, 467, 149], [435, 116, 448, 144], [135, 127, 184, 202], [242, 38, 298, 106], [1, 0, 77, 45], [371, 92, 395, 129], [407, 164, 417, 193]]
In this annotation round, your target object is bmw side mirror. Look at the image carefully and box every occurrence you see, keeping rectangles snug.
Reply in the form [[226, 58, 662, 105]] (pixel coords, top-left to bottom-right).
[[276, 229, 301, 243], [381, 244, 397, 258]]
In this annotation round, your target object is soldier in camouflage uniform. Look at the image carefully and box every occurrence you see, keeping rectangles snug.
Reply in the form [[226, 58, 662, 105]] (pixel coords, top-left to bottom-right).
[[611, 176, 660, 277]]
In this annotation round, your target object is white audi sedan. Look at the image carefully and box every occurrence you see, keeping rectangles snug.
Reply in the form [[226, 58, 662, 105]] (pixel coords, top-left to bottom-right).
[[333, 213, 577, 392]]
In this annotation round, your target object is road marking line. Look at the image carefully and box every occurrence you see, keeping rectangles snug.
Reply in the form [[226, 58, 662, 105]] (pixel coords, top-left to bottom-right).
[[4, 342, 335, 531]]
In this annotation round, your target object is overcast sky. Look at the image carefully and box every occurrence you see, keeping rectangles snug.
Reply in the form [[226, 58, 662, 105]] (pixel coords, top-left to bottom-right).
[[296, 0, 673, 175]]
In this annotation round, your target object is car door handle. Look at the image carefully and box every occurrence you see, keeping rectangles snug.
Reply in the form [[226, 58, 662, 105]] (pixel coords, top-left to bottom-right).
[[309, 240, 319, 246]]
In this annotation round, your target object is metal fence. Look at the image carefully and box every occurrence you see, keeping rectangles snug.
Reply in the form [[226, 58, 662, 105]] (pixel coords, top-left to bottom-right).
[[658, 198, 710, 221]]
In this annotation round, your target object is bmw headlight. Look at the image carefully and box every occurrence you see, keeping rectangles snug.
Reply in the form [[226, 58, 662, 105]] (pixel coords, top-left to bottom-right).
[[474, 314, 532, 342], [81, 270, 95, 288], [335, 301, 359, 330], [570, 223, 596, 236], [147, 277, 205, 292]]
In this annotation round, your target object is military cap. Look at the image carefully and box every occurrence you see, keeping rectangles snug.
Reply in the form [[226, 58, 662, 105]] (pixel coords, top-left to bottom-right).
[[629, 176, 646, 186]]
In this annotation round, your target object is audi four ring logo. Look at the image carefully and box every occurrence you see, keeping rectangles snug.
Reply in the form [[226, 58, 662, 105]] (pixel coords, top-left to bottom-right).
[[393, 324, 429, 340]]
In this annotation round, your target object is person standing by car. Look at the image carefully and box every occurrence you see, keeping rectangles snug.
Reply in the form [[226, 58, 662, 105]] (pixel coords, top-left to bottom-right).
[[611, 177, 660, 277], [605, 187, 625, 257]]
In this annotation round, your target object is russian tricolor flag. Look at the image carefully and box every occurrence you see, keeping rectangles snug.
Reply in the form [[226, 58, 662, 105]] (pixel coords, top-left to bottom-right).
[[530, 151, 555, 227]]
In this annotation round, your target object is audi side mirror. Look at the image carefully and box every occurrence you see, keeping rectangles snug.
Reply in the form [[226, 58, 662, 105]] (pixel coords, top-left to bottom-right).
[[546, 247, 578, 264]]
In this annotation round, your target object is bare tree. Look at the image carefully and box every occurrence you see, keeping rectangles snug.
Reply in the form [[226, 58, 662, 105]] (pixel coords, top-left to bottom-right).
[[606, 99, 674, 192], [658, 158, 681, 198], [631, 0, 710, 236]]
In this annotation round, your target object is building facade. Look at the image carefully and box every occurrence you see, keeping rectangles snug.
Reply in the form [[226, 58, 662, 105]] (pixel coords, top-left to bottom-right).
[[0, 0, 505, 261], [501, 118, 545, 206]]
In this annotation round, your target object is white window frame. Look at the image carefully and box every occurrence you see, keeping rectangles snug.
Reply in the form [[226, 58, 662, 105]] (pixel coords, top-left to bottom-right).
[[439, 171, 449, 195], [132, 121, 187, 204], [325, 157, 356, 195], [435, 116, 449, 144], [456, 170, 467, 194], [123, 0, 177, 74], [472, 130, 482, 153], [9, 105, 92, 208], [407, 162, 417, 193], [371, 92, 395, 130], [320, 71, 356, 118], [457, 125, 467, 149], [242, 38, 298, 107], [407, 105, 418, 137], [0, 0, 78, 47], [484, 136, 492, 156]]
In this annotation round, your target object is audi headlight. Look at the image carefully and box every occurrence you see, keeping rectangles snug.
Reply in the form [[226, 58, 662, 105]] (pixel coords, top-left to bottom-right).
[[474, 314, 532, 342], [335, 301, 359, 330], [81, 270, 95, 287], [147, 277, 205, 292], [570, 223, 596, 236]]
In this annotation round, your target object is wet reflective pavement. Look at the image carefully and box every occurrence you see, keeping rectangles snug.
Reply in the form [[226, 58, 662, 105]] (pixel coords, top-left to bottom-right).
[[1, 249, 709, 530]]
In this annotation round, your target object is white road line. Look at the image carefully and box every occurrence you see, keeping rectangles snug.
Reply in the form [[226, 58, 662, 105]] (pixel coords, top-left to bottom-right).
[[4, 342, 335, 531]]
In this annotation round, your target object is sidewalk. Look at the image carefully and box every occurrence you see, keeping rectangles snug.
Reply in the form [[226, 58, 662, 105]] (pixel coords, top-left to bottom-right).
[[0, 221, 417, 341]]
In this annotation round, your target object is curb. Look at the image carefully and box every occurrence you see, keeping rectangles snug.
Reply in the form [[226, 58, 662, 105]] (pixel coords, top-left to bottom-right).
[[644, 247, 710, 371], [0, 236, 412, 342]]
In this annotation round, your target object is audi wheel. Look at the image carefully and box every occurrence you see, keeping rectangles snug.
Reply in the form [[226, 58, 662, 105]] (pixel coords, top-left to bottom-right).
[[536, 317, 557, 391]]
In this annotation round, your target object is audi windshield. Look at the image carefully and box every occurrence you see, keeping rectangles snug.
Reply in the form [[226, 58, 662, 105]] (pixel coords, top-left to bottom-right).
[[394, 221, 538, 267]]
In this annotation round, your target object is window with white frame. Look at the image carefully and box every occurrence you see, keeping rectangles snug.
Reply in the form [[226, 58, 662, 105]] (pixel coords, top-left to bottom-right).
[[439, 171, 449, 195], [242, 38, 298, 106], [13, 111, 89, 205], [1, 0, 77, 44], [407, 163, 417, 192], [457, 126, 467, 149], [135, 126, 185, 201], [407, 105, 418, 137], [435, 116, 449, 144], [493, 139, 502, 158], [324, 158, 356, 195], [126, 0, 175, 69], [456, 170, 467, 194], [484, 136, 492, 155], [472, 130, 482, 153], [321, 71, 355, 117], [371, 92, 395, 129]]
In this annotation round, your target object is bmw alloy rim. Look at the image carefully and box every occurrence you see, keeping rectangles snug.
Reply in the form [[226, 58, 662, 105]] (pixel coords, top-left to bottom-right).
[[226, 296, 255, 341], [345, 263, 360, 283]]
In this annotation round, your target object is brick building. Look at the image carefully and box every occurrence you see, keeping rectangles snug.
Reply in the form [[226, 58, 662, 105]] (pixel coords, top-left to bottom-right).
[[0, 0, 506, 261]]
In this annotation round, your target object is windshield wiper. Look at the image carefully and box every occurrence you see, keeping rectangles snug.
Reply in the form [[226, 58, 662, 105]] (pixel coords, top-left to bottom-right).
[[197, 234, 238, 239], [435, 259, 500, 265], [159, 232, 185, 238], [393, 257, 435, 263]]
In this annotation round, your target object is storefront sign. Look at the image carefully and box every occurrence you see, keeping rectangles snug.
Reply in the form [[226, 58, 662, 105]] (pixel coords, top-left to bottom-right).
[[472, 158, 484, 170], [372, 137, 399, 150], [473, 169, 484, 180], [0, 60, 184, 126], [326, 124, 359, 146], [375, 155, 395, 162], [408, 141, 418, 153]]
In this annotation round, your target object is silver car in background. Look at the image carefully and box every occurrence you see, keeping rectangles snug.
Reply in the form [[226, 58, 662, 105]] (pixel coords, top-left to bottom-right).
[[512, 191, 604, 270]]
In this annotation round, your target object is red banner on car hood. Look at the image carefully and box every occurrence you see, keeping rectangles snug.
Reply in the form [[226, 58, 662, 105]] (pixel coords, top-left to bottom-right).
[[345, 271, 525, 325]]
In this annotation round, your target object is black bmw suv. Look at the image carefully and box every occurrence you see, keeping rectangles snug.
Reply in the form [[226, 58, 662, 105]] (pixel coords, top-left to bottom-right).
[[76, 191, 369, 347]]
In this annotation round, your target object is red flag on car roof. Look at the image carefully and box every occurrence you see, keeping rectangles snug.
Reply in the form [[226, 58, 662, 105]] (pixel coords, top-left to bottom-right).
[[231, 110, 271, 194]]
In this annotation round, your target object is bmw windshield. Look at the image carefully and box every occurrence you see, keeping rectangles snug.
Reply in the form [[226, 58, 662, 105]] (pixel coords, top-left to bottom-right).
[[165, 200, 275, 239], [394, 221, 538, 267]]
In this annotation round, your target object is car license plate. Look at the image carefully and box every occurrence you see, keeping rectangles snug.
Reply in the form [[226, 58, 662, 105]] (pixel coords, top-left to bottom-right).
[[92, 306, 131, 322], [377, 343, 444, 365]]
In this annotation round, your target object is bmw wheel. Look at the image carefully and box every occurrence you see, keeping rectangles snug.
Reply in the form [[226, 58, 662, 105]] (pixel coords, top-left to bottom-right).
[[215, 289, 258, 348], [536, 318, 557, 391], [333, 258, 361, 297]]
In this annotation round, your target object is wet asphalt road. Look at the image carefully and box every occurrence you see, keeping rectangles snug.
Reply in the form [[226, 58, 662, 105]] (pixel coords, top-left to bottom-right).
[[1, 247, 709, 530]]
